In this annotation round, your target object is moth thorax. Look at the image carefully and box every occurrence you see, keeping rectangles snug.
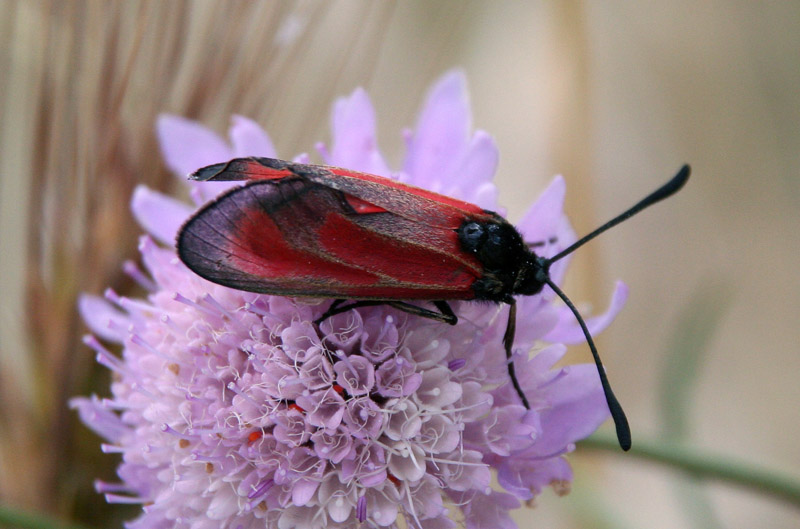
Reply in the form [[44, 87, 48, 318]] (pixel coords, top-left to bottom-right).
[[512, 255, 548, 296]]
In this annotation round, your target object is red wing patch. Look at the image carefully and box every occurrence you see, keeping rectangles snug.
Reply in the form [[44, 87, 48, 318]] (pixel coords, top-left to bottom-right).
[[326, 166, 484, 215], [343, 195, 387, 215], [191, 158, 296, 182], [191, 157, 490, 227], [177, 177, 483, 300]]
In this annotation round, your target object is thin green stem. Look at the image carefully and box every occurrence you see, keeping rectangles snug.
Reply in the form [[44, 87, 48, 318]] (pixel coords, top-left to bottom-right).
[[580, 433, 800, 509], [0, 504, 95, 529]]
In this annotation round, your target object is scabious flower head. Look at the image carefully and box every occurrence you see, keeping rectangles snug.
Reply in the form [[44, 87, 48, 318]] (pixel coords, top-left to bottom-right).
[[73, 71, 628, 529]]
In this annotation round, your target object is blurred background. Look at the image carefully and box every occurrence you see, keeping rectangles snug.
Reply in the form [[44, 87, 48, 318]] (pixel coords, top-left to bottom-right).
[[1, 2, 798, 528]]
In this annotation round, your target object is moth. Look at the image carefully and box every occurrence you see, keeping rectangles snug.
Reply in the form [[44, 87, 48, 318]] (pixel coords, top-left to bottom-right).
[[178, 156, 691, 450]]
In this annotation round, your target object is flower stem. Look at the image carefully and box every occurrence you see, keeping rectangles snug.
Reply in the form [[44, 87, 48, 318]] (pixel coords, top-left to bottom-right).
[[580, 433, 800, 509], [0, 504, 95, 529]]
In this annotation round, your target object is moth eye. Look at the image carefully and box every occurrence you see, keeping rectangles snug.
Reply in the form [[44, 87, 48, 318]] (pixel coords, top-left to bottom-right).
[[459, 222, 485, 252], [463, 222, 483, 238], [486, 224, 501, 243], [485, 224, 509, 253]]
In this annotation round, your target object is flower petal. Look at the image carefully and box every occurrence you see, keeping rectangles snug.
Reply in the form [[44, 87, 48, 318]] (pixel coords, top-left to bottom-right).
[[291, 479, 319, 506], [69, 396, 127, 442], [366, 488, 399, 526], [496, 455, 573, 499], [515, 175, 582, 292], [387, 443, 426, 482], [517, 175, 566, 243], [526, 364, 610, 456], [157, 114, 233, 177], [329, 88, 390, 176], [207, 489, 239, 519], [229, 115, 277, 157], [544, 281, 629, 344], [444, 130, 499, 203], [419, 515, 457, 529], [511, 301, 559, 350], [469, 182, 500, 211], [404, 70, 471, 186], [78, 294, 130, 343], [278, 506, 320, 529], [459, 490, 519, 529], [130, 185, 193, 245]]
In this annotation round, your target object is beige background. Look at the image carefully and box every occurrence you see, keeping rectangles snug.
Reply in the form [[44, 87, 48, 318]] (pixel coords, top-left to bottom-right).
[[1, 2, 798, 528]]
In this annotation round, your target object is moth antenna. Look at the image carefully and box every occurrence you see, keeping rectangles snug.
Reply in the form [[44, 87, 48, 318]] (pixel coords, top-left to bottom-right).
[[546, 164, 690, 266], [544, 278, 632, 451], [536, 165, 689, 451]]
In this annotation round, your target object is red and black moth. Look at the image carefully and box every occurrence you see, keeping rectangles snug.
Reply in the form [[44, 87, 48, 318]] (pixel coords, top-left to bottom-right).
[[177, 157, 691, 451]]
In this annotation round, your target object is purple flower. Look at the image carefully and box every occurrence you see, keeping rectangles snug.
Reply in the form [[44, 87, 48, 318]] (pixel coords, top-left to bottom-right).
[[73, 71, 627, 529]]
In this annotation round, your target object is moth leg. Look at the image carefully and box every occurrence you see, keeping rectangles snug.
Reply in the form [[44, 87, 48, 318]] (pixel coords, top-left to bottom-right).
[[314, 300, 385, 324], [315, 300, 458, 326], [386, 300, 457, 325], [324, 299, 347, 315], [502, 300, 530, 409], [434, 301, 457, 324]]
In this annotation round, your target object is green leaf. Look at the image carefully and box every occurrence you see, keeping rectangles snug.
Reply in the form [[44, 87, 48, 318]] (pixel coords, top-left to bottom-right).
[[657, 281, 732, 440], [0, 504, 96, 529], [580, 433, 800, 510]]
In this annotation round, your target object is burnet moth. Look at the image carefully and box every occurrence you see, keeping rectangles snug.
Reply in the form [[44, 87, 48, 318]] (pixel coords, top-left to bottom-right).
[[177, 157, 691, 451]]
